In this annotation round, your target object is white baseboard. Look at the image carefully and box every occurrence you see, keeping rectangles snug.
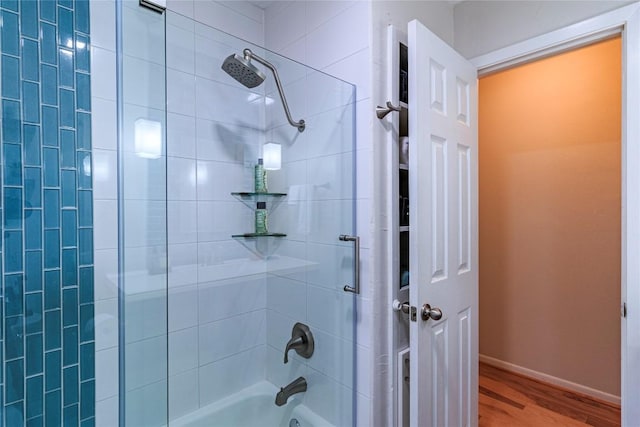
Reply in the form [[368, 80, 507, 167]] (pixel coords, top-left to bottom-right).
[[479, 354, 621, 406]]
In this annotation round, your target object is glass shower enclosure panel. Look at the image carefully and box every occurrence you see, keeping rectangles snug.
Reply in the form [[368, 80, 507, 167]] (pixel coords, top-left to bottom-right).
[[120, 3, 357, 425], [120, 2, 168, 426]]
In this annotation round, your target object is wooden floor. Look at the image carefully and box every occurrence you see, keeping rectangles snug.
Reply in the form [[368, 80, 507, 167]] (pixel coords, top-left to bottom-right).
[[479, 362, 621, 427]]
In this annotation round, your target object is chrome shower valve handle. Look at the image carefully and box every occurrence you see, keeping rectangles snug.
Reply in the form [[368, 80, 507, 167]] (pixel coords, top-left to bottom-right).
[[284, 322, 314, 364]]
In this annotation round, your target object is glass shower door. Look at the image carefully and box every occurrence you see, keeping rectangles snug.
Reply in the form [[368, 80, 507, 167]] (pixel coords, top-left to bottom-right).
[[263, 57, 358, 427]]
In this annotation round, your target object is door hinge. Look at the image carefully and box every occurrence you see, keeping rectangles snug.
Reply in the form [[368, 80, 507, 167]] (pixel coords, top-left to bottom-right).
[[622, 302, 627, 318], [403, 356, 410, 384]]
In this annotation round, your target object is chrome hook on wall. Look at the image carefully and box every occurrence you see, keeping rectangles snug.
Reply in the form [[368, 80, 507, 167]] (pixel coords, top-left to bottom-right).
[[376, 101, 402, 119]]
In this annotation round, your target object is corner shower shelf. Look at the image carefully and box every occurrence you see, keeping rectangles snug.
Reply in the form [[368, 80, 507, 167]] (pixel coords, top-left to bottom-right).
[[231, 192, 287, 198], [231, 232, 287, 258], [232, 233, 287, 238], [231, 191, 287, 210], [231, 191, 287, 239]]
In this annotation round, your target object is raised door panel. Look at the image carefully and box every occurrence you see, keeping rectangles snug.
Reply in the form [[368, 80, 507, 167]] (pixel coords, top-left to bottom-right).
[[431, 135, 448, 282]]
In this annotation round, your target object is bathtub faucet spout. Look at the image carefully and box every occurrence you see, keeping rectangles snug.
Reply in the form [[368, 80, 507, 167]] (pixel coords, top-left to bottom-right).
[[275, 376, 307, 406]]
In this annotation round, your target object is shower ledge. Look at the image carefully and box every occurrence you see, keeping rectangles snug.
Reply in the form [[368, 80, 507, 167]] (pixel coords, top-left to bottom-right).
[[107, 256, 315, 295]]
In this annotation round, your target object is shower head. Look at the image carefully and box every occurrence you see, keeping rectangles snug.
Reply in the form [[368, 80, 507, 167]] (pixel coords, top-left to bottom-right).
[[221, 51, 266, 89], [221, 48, 305, 132]]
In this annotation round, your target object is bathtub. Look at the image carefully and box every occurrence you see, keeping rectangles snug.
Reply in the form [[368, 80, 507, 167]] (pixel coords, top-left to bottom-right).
[[170, 381, 332, 427]]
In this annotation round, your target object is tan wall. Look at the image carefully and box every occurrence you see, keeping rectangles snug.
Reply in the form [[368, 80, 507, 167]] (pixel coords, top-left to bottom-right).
[[478, 37, 621, 396]]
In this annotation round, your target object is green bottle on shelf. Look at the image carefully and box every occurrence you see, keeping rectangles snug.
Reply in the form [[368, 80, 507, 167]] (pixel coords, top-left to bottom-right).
[[255, 202, 268, 234], [255, 158, 267, 193]]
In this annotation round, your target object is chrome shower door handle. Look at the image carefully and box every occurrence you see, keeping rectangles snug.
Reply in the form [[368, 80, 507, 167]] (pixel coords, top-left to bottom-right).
[[339, 234, 360, 294]]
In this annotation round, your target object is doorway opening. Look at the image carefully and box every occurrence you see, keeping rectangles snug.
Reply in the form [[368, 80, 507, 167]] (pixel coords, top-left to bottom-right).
[[477, 36, 622, 422]]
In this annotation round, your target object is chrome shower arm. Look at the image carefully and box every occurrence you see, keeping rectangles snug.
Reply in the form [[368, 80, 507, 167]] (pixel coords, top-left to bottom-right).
[[244, 49, 306, 132]]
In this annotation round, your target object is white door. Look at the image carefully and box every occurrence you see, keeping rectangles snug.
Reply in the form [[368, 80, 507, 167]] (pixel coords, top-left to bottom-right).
[[407, 19, 478, 427]]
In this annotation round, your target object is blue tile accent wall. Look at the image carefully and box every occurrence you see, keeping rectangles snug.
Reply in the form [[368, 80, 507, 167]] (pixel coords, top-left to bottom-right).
[[0, 1, 94, 426]]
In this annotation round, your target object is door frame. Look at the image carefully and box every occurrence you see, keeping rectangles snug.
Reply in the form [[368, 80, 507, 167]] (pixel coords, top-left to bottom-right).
[[470, 3, 640, 424]]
